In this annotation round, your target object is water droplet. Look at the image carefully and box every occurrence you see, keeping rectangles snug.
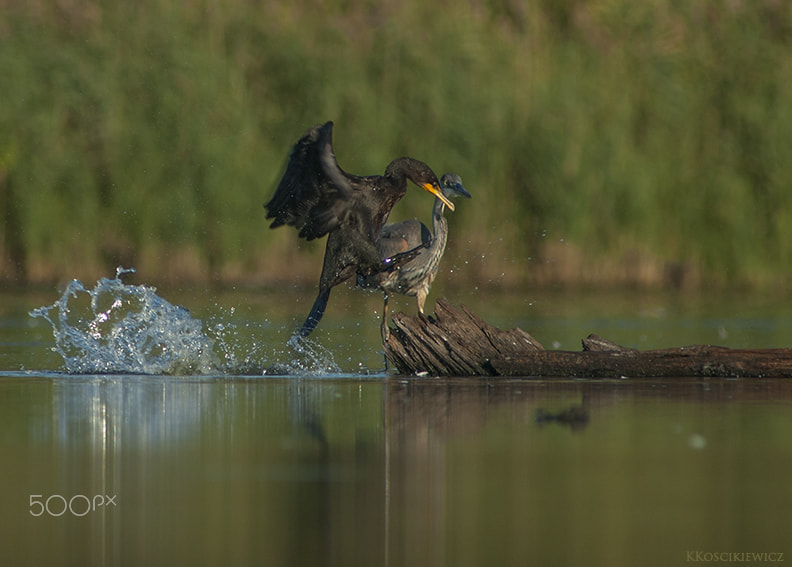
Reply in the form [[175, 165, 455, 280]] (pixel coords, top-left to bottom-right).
[[688, 434, 707, 450]]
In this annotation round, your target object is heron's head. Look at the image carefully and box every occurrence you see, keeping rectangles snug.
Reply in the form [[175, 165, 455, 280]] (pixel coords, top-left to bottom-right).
[[440, 173, 472, 202]]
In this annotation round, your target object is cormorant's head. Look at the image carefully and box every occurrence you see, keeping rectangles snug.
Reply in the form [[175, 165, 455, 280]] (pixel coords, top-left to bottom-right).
[[421, 180, 456, 211], [392, 157, 457, 210]]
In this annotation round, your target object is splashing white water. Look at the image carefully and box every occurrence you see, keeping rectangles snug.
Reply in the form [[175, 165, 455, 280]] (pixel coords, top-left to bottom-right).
[[30, 267, 342, 376], [206, 308, 342, 376], [30, 268, 220, 375]]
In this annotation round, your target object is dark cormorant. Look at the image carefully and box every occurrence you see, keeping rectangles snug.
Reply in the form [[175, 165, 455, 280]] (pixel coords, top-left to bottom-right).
[[265, 121, 454, 339], [358, 173, 471, 341]]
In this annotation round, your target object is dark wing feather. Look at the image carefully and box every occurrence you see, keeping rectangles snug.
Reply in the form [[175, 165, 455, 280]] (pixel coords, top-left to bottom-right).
[[265, 121, 349, 240]]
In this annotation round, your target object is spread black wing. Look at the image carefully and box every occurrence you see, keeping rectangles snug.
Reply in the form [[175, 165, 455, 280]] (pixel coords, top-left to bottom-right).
[[265, 121, 352, 241]]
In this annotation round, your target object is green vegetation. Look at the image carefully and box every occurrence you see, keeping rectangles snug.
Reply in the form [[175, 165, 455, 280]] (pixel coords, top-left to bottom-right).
[[2, 1, 791, 288]]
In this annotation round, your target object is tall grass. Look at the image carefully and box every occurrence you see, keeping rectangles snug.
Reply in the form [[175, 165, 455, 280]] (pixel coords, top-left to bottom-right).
[[2, 0, 791, 288]]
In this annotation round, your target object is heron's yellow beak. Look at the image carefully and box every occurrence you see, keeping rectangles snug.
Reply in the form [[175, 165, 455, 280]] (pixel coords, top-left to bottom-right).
[[422, 183, 455, 211]]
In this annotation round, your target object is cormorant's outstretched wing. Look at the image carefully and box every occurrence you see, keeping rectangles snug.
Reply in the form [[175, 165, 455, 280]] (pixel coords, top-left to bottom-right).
[[265, 121, 351, 241]]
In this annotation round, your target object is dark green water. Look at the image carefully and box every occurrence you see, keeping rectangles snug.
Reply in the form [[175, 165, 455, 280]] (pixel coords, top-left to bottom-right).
[[1, 287, 791, 566]]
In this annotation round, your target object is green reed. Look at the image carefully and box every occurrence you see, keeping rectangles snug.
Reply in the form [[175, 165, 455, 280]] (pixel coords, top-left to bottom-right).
[[2, 1, 791, 288]]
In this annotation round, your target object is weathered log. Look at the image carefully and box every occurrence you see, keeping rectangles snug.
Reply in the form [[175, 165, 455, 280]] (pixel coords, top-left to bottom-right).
[[383, 299, 792, 378], [488, 346, 792, 378], [384, 298, 543, 376]]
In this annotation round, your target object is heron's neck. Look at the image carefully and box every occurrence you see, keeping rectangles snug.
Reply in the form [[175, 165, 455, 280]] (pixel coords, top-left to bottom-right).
[[432, 198, 447, 222], [432, 198, 448, 242]]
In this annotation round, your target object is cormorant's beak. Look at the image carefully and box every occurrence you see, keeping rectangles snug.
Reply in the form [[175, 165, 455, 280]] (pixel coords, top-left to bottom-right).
[[423, 182, 455, 211]]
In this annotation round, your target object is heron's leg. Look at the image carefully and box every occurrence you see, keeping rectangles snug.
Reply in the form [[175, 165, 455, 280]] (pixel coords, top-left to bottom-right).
[[416, 288, 427, 315], [380, 293, 391, 371], [381, 293, 391, 343]]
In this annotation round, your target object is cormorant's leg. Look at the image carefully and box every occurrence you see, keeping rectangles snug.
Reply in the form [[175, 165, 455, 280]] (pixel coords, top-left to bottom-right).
[[296, 287, 331, 339], [343, 228, 426, 278]]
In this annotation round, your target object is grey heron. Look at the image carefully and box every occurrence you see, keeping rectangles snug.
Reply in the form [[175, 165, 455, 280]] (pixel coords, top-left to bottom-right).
[[358, 173, 471, 341]]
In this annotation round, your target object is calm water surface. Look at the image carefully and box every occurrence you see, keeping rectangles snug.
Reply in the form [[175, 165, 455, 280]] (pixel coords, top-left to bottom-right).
[[1, 286, 791, 566]]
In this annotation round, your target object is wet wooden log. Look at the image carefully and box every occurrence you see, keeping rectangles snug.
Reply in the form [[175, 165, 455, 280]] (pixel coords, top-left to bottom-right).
[[384, 298, 543, 376], [384, 299, 792, 378]]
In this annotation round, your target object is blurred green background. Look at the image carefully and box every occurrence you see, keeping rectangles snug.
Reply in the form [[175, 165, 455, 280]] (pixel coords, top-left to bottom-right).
[[2, 0, 791, 290]]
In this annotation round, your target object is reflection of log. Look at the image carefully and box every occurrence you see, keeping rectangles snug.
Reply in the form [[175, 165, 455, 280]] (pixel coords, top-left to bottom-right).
[[384, 299, 792, 378]]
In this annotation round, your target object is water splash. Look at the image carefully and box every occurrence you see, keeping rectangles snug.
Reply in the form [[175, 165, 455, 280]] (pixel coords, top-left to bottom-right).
[[206, 306, 268, 375], [30, 268, 342, 376], [30, 268, 220, 375], [273, 335, 342, 376], [202, 302, 342, 375]]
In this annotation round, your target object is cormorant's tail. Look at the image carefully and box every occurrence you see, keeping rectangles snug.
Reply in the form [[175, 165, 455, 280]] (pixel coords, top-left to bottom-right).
[[296, 287, 332, 339]]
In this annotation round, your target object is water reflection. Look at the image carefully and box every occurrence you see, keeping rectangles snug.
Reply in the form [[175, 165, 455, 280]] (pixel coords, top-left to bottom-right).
[[383, 379, 792, 566], [534, 405, 589, 430], [2, 376, 791, 566]]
